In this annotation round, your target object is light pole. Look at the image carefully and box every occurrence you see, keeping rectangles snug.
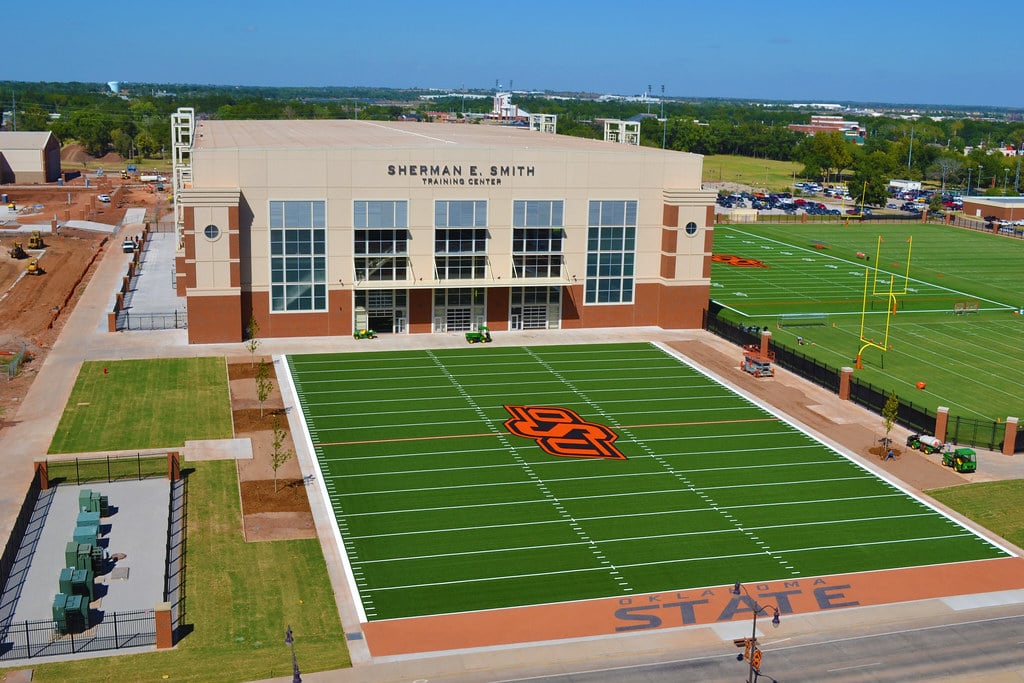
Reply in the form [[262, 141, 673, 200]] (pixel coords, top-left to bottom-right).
[[967, 167, 972, 196], [731, 581, 780, 683], [661, 84, 666, 150], [284, 625, 302, 683], [1004, 168, 1010, 195]]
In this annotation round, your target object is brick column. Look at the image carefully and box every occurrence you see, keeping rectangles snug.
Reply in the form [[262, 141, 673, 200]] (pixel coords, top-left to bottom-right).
[[760, 330, 772, 358], [168, 452, 180, 481], [36, 461, 49, 490], [155, 601, 174, 649], [935, 406, 949, 443], [107, 312, 117, 332], [1002, 417, 1019, 456], [839, 367, 853, 400]]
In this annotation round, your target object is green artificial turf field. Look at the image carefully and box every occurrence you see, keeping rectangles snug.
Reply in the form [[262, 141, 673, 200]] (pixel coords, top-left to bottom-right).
[[285, 343, 1009, 622], [711, 223, 1024, 420]]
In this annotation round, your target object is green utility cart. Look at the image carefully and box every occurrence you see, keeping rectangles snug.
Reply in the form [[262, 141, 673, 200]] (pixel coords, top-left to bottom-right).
[[465, 326, 492, 344], [942, 447, 977, 473]]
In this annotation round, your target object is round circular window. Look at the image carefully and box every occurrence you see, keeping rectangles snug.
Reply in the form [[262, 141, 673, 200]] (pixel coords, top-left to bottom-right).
[[685, 221, 699, 236], [203, 224, 220, 241]]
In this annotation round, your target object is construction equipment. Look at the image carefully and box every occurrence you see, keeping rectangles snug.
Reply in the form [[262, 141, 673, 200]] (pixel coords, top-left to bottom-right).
[[942, 447, 977, 473], [28, 230, 44, 249], [8, 242, 27, 259], [906, 433, 944, 454], [120, 170, 130, 179], [465, 325, 492, 344], [353, 329, 376, 340], [740, 343, 775, 378], [26, 258, 44, 275]]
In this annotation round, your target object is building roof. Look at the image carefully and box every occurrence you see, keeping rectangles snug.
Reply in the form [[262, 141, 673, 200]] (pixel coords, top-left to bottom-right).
[[961, 196, 1024, 208], [193, 119, 695, 159], [0, 131, 55, 150]]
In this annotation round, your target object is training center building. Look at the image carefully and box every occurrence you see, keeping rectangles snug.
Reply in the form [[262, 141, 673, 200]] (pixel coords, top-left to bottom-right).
[[175, 116, 716, 343]]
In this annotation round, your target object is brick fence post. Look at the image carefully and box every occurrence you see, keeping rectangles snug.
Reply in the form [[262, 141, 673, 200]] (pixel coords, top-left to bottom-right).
[[839, 367, 853, 400], [1002, 417, 1019, 456], [935, 406, 949, 444], [36, 461, 49, 490], [167, 452, 180, 481], [155, 601, 174, 649], [760, 330, 771, 358]]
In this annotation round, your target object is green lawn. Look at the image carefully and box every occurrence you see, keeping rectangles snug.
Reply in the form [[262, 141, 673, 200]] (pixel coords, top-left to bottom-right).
[[49, 358, 234, 453], [702, 155, 803, 191], [288, 343, 1007, 621], [10, 460, 349, 683], [927, 480, 1024, 549], [711, 223, 1024, 420]]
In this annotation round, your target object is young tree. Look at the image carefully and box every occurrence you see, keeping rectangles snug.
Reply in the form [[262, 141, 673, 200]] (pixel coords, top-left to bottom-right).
[[255, 360, 273, 418], [883, 390, 899, 447], [245, 314, 261, 368], [271, 416, 293, 493]]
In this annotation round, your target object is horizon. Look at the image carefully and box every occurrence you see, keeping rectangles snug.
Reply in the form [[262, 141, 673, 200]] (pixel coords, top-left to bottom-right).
[[6, 1, 1023, 109]]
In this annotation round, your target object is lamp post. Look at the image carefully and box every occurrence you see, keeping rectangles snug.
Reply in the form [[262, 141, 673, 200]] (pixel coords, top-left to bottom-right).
[[661, 84, 666, 150], [967, 167, 972, 196], [732, 581, 780, 683], [284, 625, 302, 683], [1004, 168, 1010, 195]]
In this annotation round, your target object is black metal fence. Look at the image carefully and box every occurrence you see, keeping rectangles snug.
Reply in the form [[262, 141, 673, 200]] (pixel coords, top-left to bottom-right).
[[704, 310, 1023, 452], [116, 310, 188, 331], [0, 608, 155, 660], [729, 213, 930, 226], [0, 470, 42, 609], [46, 453, 168, 486], [165, 476, 188, 634]]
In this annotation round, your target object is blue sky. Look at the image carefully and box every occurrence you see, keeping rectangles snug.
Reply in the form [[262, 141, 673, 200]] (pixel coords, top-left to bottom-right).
[[8, 1, 1023, 108]]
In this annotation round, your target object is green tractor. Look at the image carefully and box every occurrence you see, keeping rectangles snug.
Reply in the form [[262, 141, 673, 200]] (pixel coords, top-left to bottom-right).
[[465, 325, 492, 344], [353, 329, 376, 340], [942, 447, 977, 474]]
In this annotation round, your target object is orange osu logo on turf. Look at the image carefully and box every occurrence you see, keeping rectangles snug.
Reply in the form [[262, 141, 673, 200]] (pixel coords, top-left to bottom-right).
[[503, 405, 626, 460]]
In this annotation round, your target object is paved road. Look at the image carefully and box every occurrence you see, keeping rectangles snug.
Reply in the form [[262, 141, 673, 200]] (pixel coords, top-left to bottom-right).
[[485, 608, 1024, 683]]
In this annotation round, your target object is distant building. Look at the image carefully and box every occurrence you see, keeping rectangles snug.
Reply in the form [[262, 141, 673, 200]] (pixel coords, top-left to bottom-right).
[[961, 196, 1024, 222], [0, 131, 62, 184], [788, 116, 866, 144]]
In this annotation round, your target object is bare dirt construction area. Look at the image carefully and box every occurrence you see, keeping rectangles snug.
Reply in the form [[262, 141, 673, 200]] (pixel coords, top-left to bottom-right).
[[0, 146, 166, 430], [228, 358, 315, 542]]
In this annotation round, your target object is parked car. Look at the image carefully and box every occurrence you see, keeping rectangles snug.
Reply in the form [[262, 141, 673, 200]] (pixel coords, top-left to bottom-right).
[[97, 194, 111, 203]]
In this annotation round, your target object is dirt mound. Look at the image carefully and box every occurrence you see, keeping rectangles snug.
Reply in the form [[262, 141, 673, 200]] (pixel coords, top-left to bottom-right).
[[97, 151, 124, 164], [60, 143, 93, 164]]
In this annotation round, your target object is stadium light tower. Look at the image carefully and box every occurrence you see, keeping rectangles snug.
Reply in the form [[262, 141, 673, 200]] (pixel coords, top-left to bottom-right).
[[661, 84, 666, 149]]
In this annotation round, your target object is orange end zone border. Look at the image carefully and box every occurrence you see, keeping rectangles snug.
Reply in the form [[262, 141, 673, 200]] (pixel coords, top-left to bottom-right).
[[361, 556, 1024, 657]]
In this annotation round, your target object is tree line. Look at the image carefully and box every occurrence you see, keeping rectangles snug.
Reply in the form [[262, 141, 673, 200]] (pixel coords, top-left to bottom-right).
[[2, 81, 1022, 201]]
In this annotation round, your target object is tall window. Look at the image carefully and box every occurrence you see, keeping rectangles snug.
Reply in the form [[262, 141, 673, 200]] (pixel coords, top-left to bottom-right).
[[435, 200, 488, 280], [354, 200, 409, 281], [270, 200, 326, 312], [585, 200, 636, 304], [512, 200, 563, 278]]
